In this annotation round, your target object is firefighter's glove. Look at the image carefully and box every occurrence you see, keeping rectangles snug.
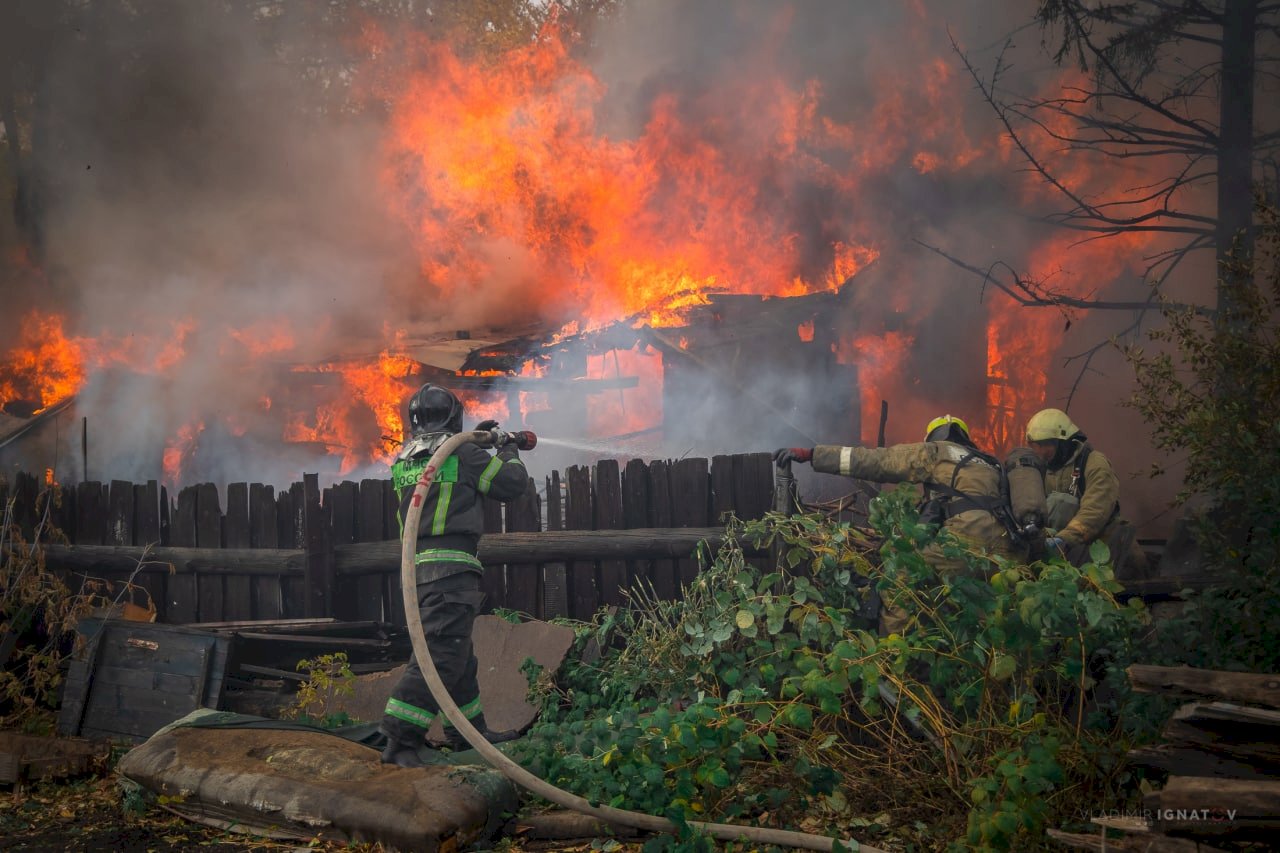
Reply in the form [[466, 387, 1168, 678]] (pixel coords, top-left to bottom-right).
[[1045, 536, 1066, 556], [773, 447, 813, 466], [475, 419, 500, 432]]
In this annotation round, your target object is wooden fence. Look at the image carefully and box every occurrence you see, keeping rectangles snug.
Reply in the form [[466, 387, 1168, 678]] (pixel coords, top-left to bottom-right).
[[1, 453, 776, 625]]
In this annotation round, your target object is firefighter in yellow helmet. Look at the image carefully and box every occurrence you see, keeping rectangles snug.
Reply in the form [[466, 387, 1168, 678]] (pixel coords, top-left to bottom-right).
[[776, 415, 1027, 633], [1025, 408, 1147, 578]]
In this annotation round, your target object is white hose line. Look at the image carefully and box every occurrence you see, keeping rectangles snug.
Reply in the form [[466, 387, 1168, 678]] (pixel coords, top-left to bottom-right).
[[401, 430, 881, 852]]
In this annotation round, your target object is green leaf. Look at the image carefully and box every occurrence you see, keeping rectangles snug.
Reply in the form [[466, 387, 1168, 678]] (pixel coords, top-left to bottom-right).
[[1089, 539, 1111, 565], [990, 653, 1017, 681]]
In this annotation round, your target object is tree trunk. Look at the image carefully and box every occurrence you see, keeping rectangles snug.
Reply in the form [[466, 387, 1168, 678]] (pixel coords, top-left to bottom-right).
[[1215, 0, 1258, 317]]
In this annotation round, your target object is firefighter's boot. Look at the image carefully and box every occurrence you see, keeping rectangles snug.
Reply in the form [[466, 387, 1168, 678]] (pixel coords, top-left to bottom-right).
[[380, 727, 428, 768]]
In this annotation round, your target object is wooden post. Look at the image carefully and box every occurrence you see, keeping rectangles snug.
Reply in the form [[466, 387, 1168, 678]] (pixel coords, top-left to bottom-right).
[[542, 471, 568, 619], [133, 480, 165, 621], [670, 458, 710, 588], [594, 460, 627, 607], [564, 465, 597, 619], [195, 483, 224, 622], [301, 473, 332, 618], [503, 476, 541, 618], [223, 483, 253, 621], [281, 481, 306, 618], [328, 481, 358, 621], [356, 478, 387, 622], [249, 483, 283, 620], [621, 459, 652, 600], [383, 479, 405, 626], [646, 460, 677, 600], [480, 496, 506, 612], [167, 486, 199, 624]]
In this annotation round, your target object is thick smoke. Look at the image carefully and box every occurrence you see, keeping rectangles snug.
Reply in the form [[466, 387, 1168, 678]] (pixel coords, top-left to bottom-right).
[[5, 0, 1218, 534]]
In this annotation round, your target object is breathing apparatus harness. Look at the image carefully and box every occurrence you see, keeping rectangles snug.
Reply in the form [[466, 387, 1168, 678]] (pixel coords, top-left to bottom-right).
[[919, 447, 1031, 546]]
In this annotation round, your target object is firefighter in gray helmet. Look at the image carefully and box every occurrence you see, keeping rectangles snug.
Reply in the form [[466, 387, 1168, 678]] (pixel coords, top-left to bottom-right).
[[1025, 408, 1147, 578], [775, 415, 1026, 634], [379, 383, 529, 768]]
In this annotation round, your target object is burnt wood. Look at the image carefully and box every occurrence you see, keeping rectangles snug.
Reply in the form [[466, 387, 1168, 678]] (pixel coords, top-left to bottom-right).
[[166, 486, 199, 624], [594, 459, 627, 608], [564, 465, 597, 620], [301, 474, 330, 619], [132, 481, 165, 620], [107, 480, 133, 546], [670, 458, 710, 588], [503, 477, 541, 618], [195, 483, 224, 623], [329, 481, 358, 621], [1129, 665, 1280, 710], [1162, 702, 1280, 768], [249, 483, 283, 620], [75, 481, 106, 546], [1127, 744, 1275, 780], [223, 483, 252, 621], [282, 481, 305, 618], [621, 458, 652, 601], [542, 471, 567, 619], [646, 459, 677, 600], [356, 479, 387, 622], [480, 496, 505, 613]]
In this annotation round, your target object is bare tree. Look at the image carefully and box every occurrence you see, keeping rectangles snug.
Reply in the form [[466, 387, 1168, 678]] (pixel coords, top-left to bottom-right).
[[934, 1, 1278, 344]]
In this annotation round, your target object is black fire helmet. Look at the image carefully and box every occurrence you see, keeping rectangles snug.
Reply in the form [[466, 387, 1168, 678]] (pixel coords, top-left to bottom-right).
[[407, 383, 463, 436]]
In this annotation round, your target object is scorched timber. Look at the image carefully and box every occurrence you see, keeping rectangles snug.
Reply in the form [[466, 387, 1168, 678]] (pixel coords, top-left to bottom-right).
[[33, 528, 735, 577]]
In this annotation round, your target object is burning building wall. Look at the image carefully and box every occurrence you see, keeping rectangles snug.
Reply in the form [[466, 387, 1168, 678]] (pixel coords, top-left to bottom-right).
[[0, 1, 1202, 531]]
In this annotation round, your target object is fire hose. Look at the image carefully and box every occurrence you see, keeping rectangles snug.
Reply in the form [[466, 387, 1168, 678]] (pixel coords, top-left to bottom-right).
[[400, 429, 884, 852]]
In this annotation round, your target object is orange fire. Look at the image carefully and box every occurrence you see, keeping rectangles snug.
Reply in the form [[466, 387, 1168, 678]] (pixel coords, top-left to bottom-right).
[[0, 310, 89, 415]]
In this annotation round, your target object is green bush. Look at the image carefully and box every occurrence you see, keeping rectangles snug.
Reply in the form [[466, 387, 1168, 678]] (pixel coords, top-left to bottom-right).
[[511, 490, 1147, 851]]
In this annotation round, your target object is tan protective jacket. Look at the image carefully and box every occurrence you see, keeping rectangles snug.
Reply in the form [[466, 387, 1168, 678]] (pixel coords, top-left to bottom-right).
[[811, 441, 1017, 558], [1044, 442, 1120, 548]]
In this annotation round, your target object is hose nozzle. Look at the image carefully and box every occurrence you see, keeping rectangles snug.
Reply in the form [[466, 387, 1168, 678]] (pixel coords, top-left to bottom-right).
[[485, 428, 537, 451]]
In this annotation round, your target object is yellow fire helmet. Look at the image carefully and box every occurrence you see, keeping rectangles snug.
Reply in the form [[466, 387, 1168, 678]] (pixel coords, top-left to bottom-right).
[[924, 414, 970, 442], [1025, 408, 1079, 442]]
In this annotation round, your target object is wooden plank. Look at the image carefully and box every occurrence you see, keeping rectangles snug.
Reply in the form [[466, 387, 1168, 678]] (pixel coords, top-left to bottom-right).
[[159, 484, 170, 546], [710, 455, 736, 526], [40, 528, 746, 577], [282, 482, 306, 618], [106, 480, 134, 546], [1162, 702, 1280, 767], [74, 481, 106, 545], [542, 471, 567, 620], [1129, 665, 1280, 710], [133, 481, 165, 621], [14, 471, 38, 540], [166, 486, 199, 624], [301, 474, 331, 618], [733, 452, 775, 521], [249, 483, 282, 620], [622, 459, 652, 599], [564, 465, 597, 620], [503, 477, 541, 618], [329, 481, 359, 621], [1128, 744, 1274, 780], [355, 479, 387, 622], [593, 459, 627, 608], [49, 482, 75, 542], [195, 483, 224, 623], [480, 495, 505, 612], [222, 483, 252, 621], [383, 478, 405, 626], [1148, 776, 1280, 835], [669, 457, 710, 588], [646, 459, 677, 600]]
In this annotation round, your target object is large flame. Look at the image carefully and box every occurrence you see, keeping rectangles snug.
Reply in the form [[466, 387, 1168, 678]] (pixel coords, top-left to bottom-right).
[[1, 12, 1182, 483]]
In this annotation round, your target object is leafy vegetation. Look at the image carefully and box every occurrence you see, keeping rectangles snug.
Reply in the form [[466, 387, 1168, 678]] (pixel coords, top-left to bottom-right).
[[511, 490, 1147, 851], [1124, 198, 1280, 675], [286, 651, 357, 729]]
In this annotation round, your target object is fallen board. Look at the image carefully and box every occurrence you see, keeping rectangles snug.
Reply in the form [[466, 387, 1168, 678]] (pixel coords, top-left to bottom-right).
[[0, 732, 109, 785]]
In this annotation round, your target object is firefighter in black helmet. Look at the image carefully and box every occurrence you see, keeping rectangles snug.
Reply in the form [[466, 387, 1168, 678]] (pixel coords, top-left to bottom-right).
[[379, 383, 529, 767]]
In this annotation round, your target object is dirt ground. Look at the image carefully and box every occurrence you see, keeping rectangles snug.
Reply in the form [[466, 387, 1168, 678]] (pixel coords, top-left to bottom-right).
[[1, 772, 643, 853]]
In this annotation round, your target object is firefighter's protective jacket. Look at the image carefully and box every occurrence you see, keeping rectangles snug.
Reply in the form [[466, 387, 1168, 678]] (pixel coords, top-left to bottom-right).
[[1044, 441, 1120, 548], [812, 441, 1017, 557], [391, 440, 527, 578]]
